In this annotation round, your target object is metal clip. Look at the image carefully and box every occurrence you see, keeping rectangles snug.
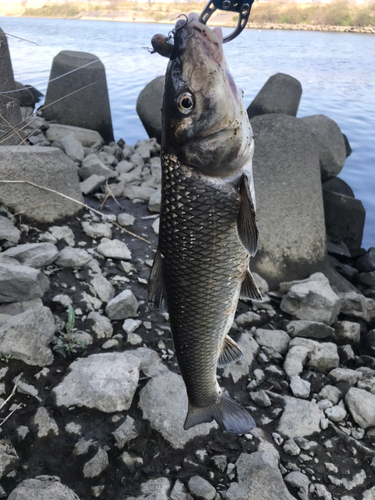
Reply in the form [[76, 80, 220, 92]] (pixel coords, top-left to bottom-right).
[[199, 0, 254, 43]]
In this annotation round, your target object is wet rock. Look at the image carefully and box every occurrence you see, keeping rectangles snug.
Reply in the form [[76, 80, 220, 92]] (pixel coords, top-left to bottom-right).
[[125, 477, 170, 500], [112, 416, 139, 449], [226, 449, 296, 500], [300, 114, 346, 182], [222, 332, 259, 382], [105, 289, 138, 320], [250, 114, 326, 287], [187, 476, 216, 500], [91, 274, 115, 303], [53, 352, 141, 412], [81, 221, 112, 240], [0, 261, 49, 303], [0, 306, 55, 366], [83, 448, 109, 478], [7, 476, 81, 500], [55, 247, 92, 268], [3, 243, 59, 268], [45, 123, 104, 147], [0, 440, 18, 479], [79, 154, 117, 180], [136, 75, 164, 144], [139, 371, 217, 449], [0, 146, 84, 222], [280, 274, 341, 325], [345, 387, 375, 429], [79, 174, 106, 195], [277, 396, 323, 438], [33, 407, 59, 437], [338, 292, 375, 323], [97, 238, 131, 260], [0, 216, 21, 245], [247, 73, 302, 119], [286, 320, 334, 340], [254, 328, 289, 354]]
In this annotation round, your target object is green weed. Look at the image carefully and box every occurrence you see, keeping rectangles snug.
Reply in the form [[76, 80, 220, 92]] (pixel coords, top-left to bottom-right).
[[54, 304, 85, 357]]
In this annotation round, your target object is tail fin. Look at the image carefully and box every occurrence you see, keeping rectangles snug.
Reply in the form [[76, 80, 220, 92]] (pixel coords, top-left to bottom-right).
[[184, 393, 256, 434]]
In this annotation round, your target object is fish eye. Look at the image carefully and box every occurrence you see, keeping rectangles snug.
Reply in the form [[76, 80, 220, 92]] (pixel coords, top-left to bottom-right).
[[177, 93, 194, 114]]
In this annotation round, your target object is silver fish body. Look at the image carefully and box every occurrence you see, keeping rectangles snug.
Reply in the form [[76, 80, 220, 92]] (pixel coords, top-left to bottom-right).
[[148, 13, 261, 433]]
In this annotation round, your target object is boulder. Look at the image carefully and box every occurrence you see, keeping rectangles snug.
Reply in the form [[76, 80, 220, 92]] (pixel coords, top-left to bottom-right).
[[2, 242, 59, 268], [45, 123, 104, 147], [0, 215, 21, 245], [345, 387, 375, 429], [300, 115, 347, 182], [250, 114, 326, 288], [105, 289, 139, 321], [247, 73, 302, 119], [43, 50, 114, 143], [323, 190, 365, 256], [356, 247, 375, 273], [7, 476, 81, 500], [0, 146, 84, 223], [277, 396, 323, 438], [0, 261, 49, 303], [322, 177, 354, 198], [286, 320, 335, 340], [136, 75, 164, 143]]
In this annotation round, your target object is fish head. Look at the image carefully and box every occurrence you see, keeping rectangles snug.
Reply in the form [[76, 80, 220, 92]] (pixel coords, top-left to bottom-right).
[[161, 13, 253, 178]]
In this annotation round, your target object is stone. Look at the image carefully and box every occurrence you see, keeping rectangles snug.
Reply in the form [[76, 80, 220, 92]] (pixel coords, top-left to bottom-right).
[[55, 247, 92, 268], [313, 484, 332, 500], [284, 345, 310, 378], [53, 352, 141, 412], [45, 123, 104, 147], [357, 248, 375, 273], [48, 226, 75, 246], [97, 238, 131, 260], [170, 479, 193, 500], [323, 190, 365, 256], [0, 298, 43, 316], [283, 438, 300, 456], [250, 390, 272, 408], [118, 212, 135, 227], [222, 332, 259, 383], [105, 289, 138, 320], [287, 320, 334, 340], [60, 133, 84, 162], [328, 367, 362, 386], [345, 387, 375, 429], [247, 73, 302, 119], [125, 478, 170, 500], [363, 486, 375, 500], [318, 385, 342, 405], [43, 51, 113, 143], [307, 342, 339, 374], [122, 318, 142, 334], [0, 440, 18, 479], [0, 216, 21, 245], [2, 243, 59, 268], [277, 396, 323, 438], [280, 274, 341, 325], [130, 347, 168, 378], [339, 292, 375, 323], [284, 471, 310, 492], [226, 450, 296, 500], [0, 261, 49, 303], [79, 174, 106, 195], [123, 185, 157, 201], [79, 154, 117, 180], [87, 311, 113, 338], [250, 115, 326, 287], [300, 115, 346, 182], [187, 476, 216, 500], [90, 274, 115, 303], [136, 76, 164, 143], [33, 407, 59, 437], [0, 146, 84, 222], [149, 189, 161, 213], [290, 376, 310, 399], [323, 176, 354, 197], [139, 371, 217, 449], [0, 307, 55, 366], [83, 448, 109, 478], [333, 320, 360, 344], [81, 221, 112, 240], [342, 470, 366, 490], [112, 416, 139, 449], [254, 328, 289, 354], [325, 405, 346, 422], [7, 476, 81, 500]]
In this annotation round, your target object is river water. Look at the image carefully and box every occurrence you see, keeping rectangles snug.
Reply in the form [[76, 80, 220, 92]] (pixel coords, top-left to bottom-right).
[[2, 17, 374, 249]]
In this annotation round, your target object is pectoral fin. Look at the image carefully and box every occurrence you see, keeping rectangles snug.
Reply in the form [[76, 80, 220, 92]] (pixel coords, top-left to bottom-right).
[[240, 270, 262, 302], [218, 335, 243, 367], [237, 173, 259, 256], [147, 250, 166, 309]]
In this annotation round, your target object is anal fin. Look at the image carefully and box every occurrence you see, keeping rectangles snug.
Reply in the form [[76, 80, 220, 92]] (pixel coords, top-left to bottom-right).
[[218, 335, 243, 368], [147, 250, 166, 310], [240, 270, 262, 302]]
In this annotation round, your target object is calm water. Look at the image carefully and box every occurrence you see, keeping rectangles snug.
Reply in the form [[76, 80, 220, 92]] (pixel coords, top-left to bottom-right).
[[2, 17, 375, 249]]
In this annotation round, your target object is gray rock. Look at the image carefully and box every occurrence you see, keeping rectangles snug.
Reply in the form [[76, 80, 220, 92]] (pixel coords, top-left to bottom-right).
[[0, 298, 43, 316], [0, 306, 55, 366], [0, 261, 49, 303], [97, 238, 131, 260], [284, 345, 310, 378], [307, 341, 339, 374], [123, 185, 157, 201], [0, 216, 21, 245], [79, 154, 117, 181], [0, 440, 18, 479], [287, 320, 334, 339], [250, 115, 326, 287], [79, 174, 106, 195], [105, 289, 138, 320], [277, 396, 323, 438], [300, 115, 346, 182], [55, 247, 92, 268], [187, 476, 216, 500], [318, 385, 342, 405], [290, 376, 310, 399], [136, 76, 164, 143], [255, 328, 289, 354], [247, 73, 302, 119], [116, 160, 134, 174], [284, 471, 310, 497], [83, 448, 109, 478], [87, 311, 113, 339], [112, 416, 139, 449], [283, 438, 300, 456], [363, 486, 375, 500], [345, 387, 375, 429], [339, 292, 375, 323], [148, 189, 161, 213], [8, 476, 81, 500], [250, 390, 272, 408], [125, 478, 170, 500], [53, 352, 141, 412], [280, 273, 341, 325], [333, 320, 360, 344], [33, 407, 59, 437], [45, 123, 104, 147], [44, 50, 114, 143], [81, 221, 112, 240], [0, 146, 84, 223], [226, 450, 296, 500], [91, 274, 115, 303], [325, 405, 346, 422], [328, 367, 362, 386], [313, 484, 332, 500], [222, 332, 259, 383], [60, 133, 84, 162], [356, 248, 375, 273], [170, 479, 193, 500], [342, 470, 366, 490], [117, 212, 135, 227], [139, 371, 217, 449], [130, 347, 168, 378], [48, 225, 75, 246], [3, 243, 59, 268]]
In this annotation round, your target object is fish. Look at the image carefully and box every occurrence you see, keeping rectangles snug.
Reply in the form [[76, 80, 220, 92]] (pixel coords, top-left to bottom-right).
[[148, 12, 261, 434]]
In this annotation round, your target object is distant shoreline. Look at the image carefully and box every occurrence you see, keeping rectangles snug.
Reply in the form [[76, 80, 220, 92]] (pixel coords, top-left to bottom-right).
[[7, 14, 375, 34]]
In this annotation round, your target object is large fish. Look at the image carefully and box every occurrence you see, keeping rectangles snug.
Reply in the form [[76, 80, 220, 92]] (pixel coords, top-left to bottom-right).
[[148, 13, 261, 434]]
